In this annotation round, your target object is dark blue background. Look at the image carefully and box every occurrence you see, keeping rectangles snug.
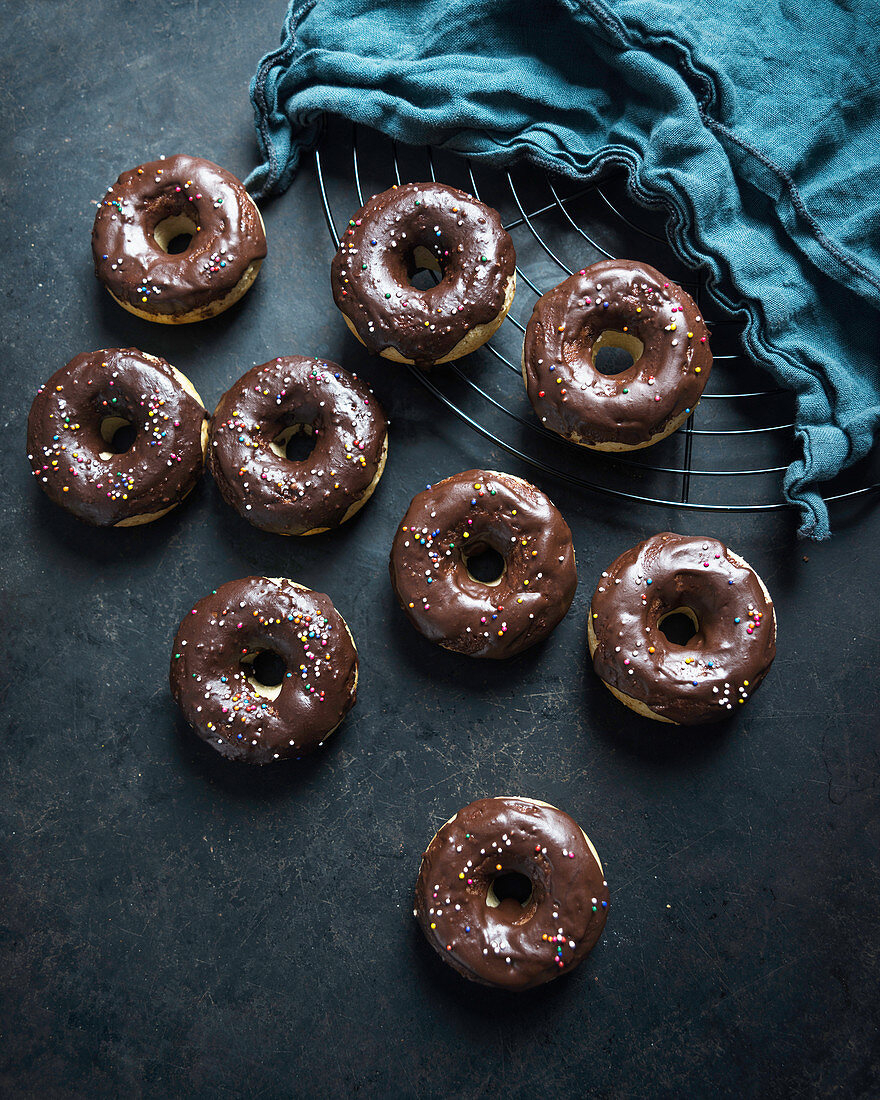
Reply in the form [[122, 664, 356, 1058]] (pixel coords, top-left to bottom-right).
[[1, 3, 878, 1096]]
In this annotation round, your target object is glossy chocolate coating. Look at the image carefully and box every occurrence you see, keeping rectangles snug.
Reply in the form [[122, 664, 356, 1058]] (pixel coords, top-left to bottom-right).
[[389, 470, 577, 658], [590, 533, 776, 724], [331, 182, 515, 362], [414, 798, 609, 991], [170, 577, 358, 763], [523, 260, 711, 446], [209, 356, 388, 535], [26, 348, 207, 526], [92, 155, 267, 317]]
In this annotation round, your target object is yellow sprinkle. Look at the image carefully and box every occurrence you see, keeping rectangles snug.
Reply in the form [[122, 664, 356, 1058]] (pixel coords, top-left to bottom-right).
[[695, 366, 702, 373], [496, 864, 502, 871]]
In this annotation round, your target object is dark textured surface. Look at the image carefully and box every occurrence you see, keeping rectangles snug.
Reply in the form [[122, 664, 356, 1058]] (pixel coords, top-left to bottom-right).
[[1, 3, 879, 1097]]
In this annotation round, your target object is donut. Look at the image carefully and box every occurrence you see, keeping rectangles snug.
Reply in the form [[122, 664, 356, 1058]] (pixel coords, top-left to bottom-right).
[[92, 155, 267, 324], [588, 532, 777, 724], [27, 347, 208, 527], [331, 182, 516, 365], [209, 356, 388, 536], [413, 797, 609, 991], [389, 470, 577, 658], [522, 259, 711, 450], [170, 576, 358, 763]]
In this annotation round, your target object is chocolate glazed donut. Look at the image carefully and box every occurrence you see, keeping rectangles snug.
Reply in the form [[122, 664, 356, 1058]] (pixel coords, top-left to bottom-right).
[[170, 577, 358, 763], [331, 182, 516, 365], [414, 797, 609, 991], [27, 348, 208, 527], [389, 470, 577, 658], [209, 356, 388, 535], [522, 260, 711, 450], [589, 533, 777, 724], [92, 154, 267, 323]]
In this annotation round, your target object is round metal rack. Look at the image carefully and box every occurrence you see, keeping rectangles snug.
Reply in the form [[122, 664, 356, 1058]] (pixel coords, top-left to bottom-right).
[[313, 119, 879, 514]]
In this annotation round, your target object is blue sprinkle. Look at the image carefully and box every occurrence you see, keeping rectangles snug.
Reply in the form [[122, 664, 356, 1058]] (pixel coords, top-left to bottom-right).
[[465, 926, 471, 933], [603, 302, 609, 308], [601, 901, 607, 908], [427, 577, 432, 584], [646, 578, 652, 585], [237, 733, 243, 740], [734, 617, 740, 623], [370, 239, 377, 245]]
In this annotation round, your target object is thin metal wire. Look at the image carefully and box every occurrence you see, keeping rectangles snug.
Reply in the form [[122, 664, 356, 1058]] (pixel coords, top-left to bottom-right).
[[318, 126, 878, 512]]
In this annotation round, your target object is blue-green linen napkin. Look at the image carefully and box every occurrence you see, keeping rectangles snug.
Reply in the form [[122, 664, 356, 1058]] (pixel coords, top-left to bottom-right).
[[247, 0, 880, 537]]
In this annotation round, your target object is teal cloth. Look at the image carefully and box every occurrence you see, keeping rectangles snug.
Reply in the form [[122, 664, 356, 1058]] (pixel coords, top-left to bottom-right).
[[247, 0, 880, 537]]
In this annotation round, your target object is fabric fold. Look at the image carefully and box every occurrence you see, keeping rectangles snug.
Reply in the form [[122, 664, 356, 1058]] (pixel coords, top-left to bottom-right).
[[247, 0, 880, 537]]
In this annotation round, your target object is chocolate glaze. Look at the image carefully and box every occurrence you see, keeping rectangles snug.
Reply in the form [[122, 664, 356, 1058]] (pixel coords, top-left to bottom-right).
[[170, 577, 358, 763], [92, 155, 267, 317], [523, 260, 711, 447], [26, 348, 207, 526], [414, 797, 609, 991], [590, 533, 776, 724], [209, 356, 388, 535], [389, 470, 577, 659], [331, 182, 515, 362]]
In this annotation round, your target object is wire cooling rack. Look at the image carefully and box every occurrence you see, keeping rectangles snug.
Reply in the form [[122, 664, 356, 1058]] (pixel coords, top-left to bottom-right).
[[313, 118, 879, 514]]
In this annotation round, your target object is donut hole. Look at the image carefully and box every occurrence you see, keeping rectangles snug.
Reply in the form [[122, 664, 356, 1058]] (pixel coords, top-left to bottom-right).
[[408, 244, 443, 289], [592, 330, 645, 376], [240, 649, 286, 700], [98, 415, 136, 459], [270, 423, 317, 463], [658, 607, 700, 645], [463, 544, 506, 586], [153, 215, 199, 255], [486, 871, 534, 909]]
